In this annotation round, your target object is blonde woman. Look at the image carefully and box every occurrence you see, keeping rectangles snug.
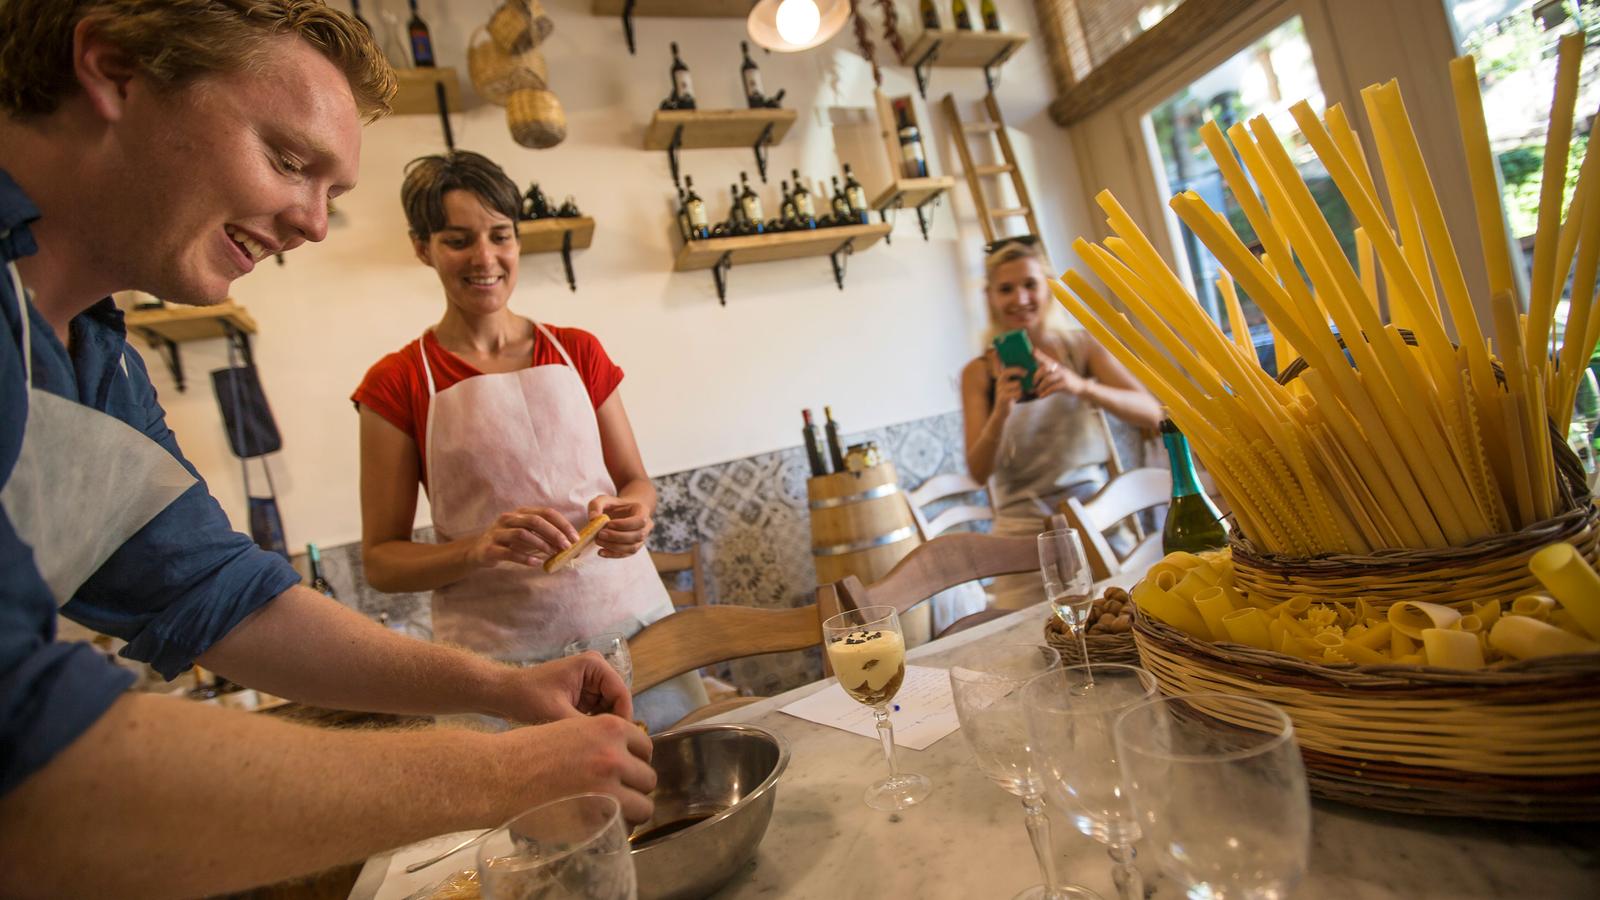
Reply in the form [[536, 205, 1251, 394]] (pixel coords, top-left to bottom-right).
[[960, 238, 1161, 608]]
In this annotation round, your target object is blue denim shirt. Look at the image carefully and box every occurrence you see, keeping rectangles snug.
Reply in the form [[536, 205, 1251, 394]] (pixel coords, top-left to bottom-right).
[[0, 167, 299, 795]]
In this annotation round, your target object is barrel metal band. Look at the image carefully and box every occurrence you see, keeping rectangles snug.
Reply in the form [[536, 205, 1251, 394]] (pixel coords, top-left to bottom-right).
[[812, 525, 917, 557], [807, 482, 900, 510]]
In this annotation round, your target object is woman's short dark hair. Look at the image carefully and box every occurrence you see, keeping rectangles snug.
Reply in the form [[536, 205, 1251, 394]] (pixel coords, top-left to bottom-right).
[[401, 151, 522, 240]]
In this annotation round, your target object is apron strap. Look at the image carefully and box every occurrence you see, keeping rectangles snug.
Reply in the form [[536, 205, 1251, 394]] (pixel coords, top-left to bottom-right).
[[417, 332, 438, 398], [533, 321, 577, 369], [5, 255, 31, 381]]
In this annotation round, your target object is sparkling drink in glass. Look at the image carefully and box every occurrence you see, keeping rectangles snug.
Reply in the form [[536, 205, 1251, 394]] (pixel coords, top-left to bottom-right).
[[1039, 529, 1094, 664]]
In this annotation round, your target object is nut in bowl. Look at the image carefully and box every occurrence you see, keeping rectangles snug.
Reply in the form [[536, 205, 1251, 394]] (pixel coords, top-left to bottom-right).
[[629, 723, 790, 900]]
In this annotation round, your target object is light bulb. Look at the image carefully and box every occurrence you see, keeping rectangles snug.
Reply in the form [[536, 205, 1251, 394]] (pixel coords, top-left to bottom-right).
[[775, 0, 821, 45]]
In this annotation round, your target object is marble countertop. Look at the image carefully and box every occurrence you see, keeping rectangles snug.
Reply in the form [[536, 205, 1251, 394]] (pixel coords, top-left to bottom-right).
[[352, 602, 1600, 899]]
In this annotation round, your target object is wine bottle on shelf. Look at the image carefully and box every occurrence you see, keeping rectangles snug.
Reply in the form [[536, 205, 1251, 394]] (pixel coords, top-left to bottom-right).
[[727, 184, 748, 233], [739, 172, 765, 234], [1159, 419, 1228, 554], [406, 0, 435, 67], [823, 406, 847, 473], [522, 182, 551, 220], [350, 0, 373, 34], [779, 180, 799, 228], [829, 176, 852, 223], [843, 164, 869, 224], [683, 175, 709, 239], [920, 0, 941, 29], [802, 410, 830, 477], [981, 0, 1001, 31], [307, 543, 338, 599], [738, 41, 785, 109], [791, 169, 817, 228], [895, 101, 929, 179], [661, 42, 697, 110], [675, 186, 693, 242], [952, 0, 974, 31]]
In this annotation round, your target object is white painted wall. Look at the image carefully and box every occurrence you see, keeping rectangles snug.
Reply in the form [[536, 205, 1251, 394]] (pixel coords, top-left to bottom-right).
[[130, 0, 1094, 549]]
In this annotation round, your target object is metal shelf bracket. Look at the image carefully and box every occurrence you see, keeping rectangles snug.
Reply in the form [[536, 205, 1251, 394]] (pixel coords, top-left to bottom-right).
[[830, 239, 856, 290], [982, 43, 1015, 94], [914, 193, 941, 241], [622, 0, 638, 55], [667, 124, 685, 189], [913, 39, 942, 99], [752, 122, 775, 182], [560, 229, 577, 291], [711, 251, 733, 306]]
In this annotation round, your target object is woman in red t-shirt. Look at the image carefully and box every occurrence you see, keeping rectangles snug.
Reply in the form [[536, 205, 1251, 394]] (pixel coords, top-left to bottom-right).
[[351, 151, 703, 729]]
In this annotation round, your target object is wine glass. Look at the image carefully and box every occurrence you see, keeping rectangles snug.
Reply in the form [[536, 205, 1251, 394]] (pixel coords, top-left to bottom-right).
[[1114, 694, 1310, 900], [476, 793, 636, 900], [949, 643, 1100, 900], [1022, 663, 1158, 900], [1039, 529, 1094, 665], [821, 604, 932, 810], [564, 632, 633, 690]]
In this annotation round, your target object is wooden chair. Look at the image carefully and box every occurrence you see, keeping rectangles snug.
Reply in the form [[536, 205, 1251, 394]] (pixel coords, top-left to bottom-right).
[[832, 528, 1052, 618], [650, 546, 703, 608], [904, 472, 993, 540], [629, 589, 846, 728], [1061, 467, 1171, 581]]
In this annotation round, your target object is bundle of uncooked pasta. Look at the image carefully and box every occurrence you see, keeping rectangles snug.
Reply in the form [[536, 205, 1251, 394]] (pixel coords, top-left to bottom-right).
[[1054, 36, 1599, 557]]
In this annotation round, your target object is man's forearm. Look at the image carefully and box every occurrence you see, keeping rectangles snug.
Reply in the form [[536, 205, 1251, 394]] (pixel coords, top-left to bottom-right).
[[0, 692, 501, 899], [198, 586, 520, 720]]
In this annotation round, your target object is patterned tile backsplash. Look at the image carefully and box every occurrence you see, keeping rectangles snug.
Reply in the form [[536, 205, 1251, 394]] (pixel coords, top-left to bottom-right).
[[296, 409, 1146, 697]]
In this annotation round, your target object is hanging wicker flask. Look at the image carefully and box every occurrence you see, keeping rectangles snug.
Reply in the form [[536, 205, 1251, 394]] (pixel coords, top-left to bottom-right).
[[489, 0, 553, 55], [468, 26, 548, 106], [506, 87, 566, 149]]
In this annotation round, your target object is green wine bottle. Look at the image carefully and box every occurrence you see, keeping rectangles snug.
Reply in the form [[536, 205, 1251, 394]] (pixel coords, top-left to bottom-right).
[[1161, 420, 1227, 554]]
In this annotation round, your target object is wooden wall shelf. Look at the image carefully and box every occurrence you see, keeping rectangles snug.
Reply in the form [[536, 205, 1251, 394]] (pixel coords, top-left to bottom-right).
[[592, 1, 753, 53], [674, 222, 892, 305], [125, 301, 257, 392], [900, 30, 1028, 97], [645, 108, 798, 187], [870, 176, 955, 242], [390, 67, 462, 116], [518, 217, 596, 292]]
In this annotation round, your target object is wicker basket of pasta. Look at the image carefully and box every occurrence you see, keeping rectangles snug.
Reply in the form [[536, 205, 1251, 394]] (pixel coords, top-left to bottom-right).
[[1047, 36, 1600, 819]]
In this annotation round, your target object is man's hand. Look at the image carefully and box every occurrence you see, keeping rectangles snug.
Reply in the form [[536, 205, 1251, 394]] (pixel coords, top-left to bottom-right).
[[495, 652, 635, 724], [587, 495, 653, 559], [496, 715, 657, 824]]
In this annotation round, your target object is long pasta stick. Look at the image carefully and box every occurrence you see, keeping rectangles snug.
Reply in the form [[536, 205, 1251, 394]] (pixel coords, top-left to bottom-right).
[[1355, 227, 1379, 316], [1554, 171, 1600, 430], [1449, 54, 1519, 305], [1326, 104, 1380, 207], [1218, 270, 1254, 353], [1525, 33, 1586, 364], [1362, 87, 1440, 328]]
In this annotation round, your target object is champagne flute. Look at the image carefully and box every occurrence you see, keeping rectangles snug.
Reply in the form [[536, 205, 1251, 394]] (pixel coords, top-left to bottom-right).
[[1022, 663, 1158, 900], [949, 643, 1100, 900], [564, 632, 633, 690], [1039, 529, 1094, 665], [1114, 694, 1310, 900], [476, 793, 636, 900], [821, 604, 932, 810]]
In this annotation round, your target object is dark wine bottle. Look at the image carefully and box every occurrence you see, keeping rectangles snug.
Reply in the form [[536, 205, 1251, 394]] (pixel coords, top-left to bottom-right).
[[895, 101, 929, 178], [406, 0, 434, 67], [740, 41, 765, 108], [523, 182, 551, 220], [1160, 420, 1228, 554], [920, 0, 940, 29], [829, 176, 852, 222], [350, 0, 373, 34], [823, 406, 847, 473], [739, 171, 765, 233], [952, 0, 974, 31], [802, 410, 829, 477], [728, 184, 748, 233], [791, 169, 817, 227], [307, 543, 338, 598], [981, 0, 1001, 31], [675, 185, 693, 242], [684, 175, 709, 239], [779, 179, 799, 227], [843, 164, 869, 224], [662, 42, 696, 110]]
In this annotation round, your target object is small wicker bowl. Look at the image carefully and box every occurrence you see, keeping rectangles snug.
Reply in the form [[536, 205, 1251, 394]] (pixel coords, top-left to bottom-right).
[[1043, 615, 1140, 666]]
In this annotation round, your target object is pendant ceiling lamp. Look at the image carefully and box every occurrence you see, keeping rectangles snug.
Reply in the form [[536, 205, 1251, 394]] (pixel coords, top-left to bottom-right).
[[748, 0, 851, 52]]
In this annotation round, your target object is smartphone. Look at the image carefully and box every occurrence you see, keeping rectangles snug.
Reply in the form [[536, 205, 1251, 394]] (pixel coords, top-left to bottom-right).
[[992, 329, 1038, 399]]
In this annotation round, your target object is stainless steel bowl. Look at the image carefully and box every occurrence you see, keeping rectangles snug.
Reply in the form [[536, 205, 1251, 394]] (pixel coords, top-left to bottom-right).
[[630, 723, 790, 900]]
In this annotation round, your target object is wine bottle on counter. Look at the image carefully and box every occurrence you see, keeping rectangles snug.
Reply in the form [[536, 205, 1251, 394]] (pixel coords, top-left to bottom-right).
[[920, 0, 940, 29], [406, 0, 435, 67], [802, 410, 830, 477], [829, 176, 852, 223], [350, 0, 373, 34], [981, 0, 1001, 31], [791, 169, 817, 228], [895, 101, 929, 178], [843, 164, 869, 224], [952, 0, 974, 30], [739, 172, 765, 234], [824, 406, 847, 473], [662, 42, 697, 110], [307, 543, 338, 598], [683, 176, 709, 239], [1159, 419, 1228, 554]]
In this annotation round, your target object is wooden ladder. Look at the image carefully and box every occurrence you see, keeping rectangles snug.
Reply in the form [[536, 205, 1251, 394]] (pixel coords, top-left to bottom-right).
[[941, 92, 1043, 247]]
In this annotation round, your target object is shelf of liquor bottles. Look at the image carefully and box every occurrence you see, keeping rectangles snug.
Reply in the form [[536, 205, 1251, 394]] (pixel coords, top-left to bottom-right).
[[901, 29, 1029, 97], [645, 108, 798, 187], [675, 222, 891, 305]]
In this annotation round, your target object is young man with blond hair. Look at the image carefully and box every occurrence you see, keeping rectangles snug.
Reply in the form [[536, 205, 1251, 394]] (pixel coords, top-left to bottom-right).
[[0, 3, 656, 895]]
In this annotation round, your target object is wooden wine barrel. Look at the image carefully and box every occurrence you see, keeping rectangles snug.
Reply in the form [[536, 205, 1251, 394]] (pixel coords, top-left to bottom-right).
[[808, 462, 931, 644]]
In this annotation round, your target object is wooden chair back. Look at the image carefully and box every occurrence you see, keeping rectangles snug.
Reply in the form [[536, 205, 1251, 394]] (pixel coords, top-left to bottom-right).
[[1062, 467, 1171, 580], [650, 547, 703, 608], [904, 472, 993, 540], [832, 528, 1050, 616], [630, 588, 845, 694]]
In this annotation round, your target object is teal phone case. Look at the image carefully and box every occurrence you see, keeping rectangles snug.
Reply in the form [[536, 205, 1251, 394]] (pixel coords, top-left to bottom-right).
[[992, 329, 1037, 396]]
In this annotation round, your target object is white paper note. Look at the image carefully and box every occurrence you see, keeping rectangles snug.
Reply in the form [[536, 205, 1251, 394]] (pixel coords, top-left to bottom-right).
[[778, 665, 960, 751]]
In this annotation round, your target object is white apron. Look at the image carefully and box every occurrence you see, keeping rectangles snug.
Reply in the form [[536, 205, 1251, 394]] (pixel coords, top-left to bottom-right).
[[419, 324, 703, 729], [1, 258, 196, 614]]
